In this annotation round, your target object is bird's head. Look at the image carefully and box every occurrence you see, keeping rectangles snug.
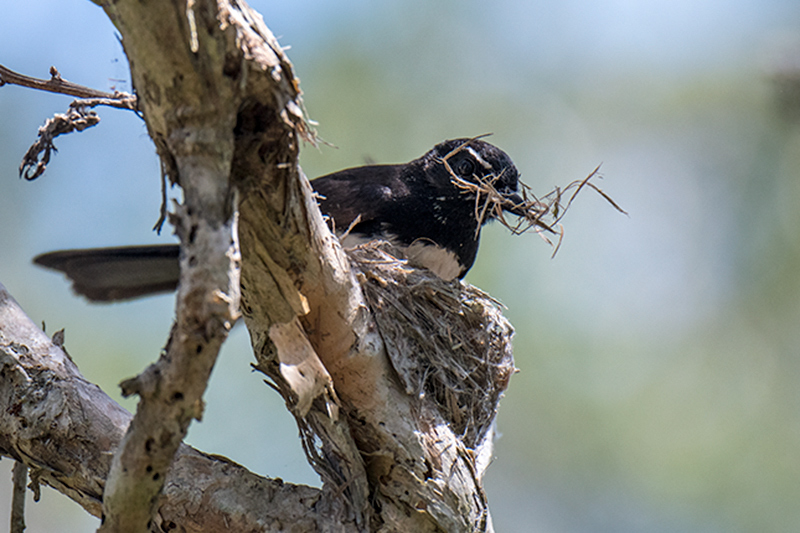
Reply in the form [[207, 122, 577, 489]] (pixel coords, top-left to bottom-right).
[[420, 138, 527, 225]]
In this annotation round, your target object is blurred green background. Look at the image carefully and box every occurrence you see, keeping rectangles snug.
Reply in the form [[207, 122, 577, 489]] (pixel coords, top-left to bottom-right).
[[2, 0, 800, 531]]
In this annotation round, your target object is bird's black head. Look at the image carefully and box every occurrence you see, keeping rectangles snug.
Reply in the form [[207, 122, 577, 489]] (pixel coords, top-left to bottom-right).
[[416, 138, 525, 222]]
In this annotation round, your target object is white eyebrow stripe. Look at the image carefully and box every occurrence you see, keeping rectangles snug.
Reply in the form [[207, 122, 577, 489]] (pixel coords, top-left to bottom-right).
[[465, 146, 493, 170]]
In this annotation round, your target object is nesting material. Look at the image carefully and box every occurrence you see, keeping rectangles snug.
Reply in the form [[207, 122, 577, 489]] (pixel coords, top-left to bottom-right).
[[441, 136, 627, 256], [348, 242, 516, 449]]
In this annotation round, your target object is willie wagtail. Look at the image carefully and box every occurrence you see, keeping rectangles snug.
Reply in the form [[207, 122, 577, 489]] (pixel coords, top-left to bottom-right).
[[34, 138, 528, 302]]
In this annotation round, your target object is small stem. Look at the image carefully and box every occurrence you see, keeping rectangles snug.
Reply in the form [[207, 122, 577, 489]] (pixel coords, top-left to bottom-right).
[[11, 461, 28, 533], [0, 64, 137, 110], [1, 63, 113, 99]]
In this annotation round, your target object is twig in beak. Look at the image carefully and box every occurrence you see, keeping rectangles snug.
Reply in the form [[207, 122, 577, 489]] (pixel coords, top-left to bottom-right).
[[442, 147, 625, 256]]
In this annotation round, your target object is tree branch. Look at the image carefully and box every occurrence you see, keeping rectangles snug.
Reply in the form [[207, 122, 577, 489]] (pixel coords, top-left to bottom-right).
[[10, 461, 27, 533], [0, 281, 339, 532], [0, 63, 139, 181], [94, 0, 244, 527], [0, 64, 134, 104]]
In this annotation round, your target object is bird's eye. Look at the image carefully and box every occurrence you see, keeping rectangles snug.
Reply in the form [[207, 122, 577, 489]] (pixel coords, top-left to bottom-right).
[[454, 158, 476, 177]]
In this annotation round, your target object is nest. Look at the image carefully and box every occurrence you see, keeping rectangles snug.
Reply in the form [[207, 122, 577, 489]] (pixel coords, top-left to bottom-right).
[[348, 242, 516, 449]]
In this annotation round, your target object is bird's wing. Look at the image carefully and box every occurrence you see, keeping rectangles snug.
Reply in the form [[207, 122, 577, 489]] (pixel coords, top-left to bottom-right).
[[311, 164, 407, 234]]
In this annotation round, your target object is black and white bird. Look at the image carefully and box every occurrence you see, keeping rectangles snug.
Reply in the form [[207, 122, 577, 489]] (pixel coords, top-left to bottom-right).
[[34, 138, 527, 302]]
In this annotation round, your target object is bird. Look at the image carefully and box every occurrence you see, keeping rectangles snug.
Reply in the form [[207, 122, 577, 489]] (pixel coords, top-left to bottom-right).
[[34, 138, 528, 302]]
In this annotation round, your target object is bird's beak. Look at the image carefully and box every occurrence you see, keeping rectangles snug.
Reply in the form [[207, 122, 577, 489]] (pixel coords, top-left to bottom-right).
[[500, 190, 557, 234], [501, 191, 528, 217]]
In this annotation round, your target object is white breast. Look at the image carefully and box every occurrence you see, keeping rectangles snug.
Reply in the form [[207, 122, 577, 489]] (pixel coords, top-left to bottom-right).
[[403, 241, 462, 281], [339, 233, 462, 281]]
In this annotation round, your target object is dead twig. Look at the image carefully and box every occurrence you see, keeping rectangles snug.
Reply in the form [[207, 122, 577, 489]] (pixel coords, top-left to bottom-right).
[[2, 64, 139, 181], [18, 105, 101, 181], [0, 64, 137, 109], [11, 461, 27, 533]]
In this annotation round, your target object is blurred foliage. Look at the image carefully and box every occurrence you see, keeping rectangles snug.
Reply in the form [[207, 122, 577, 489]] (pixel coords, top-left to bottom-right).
[[2, 0, 800, 531]]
